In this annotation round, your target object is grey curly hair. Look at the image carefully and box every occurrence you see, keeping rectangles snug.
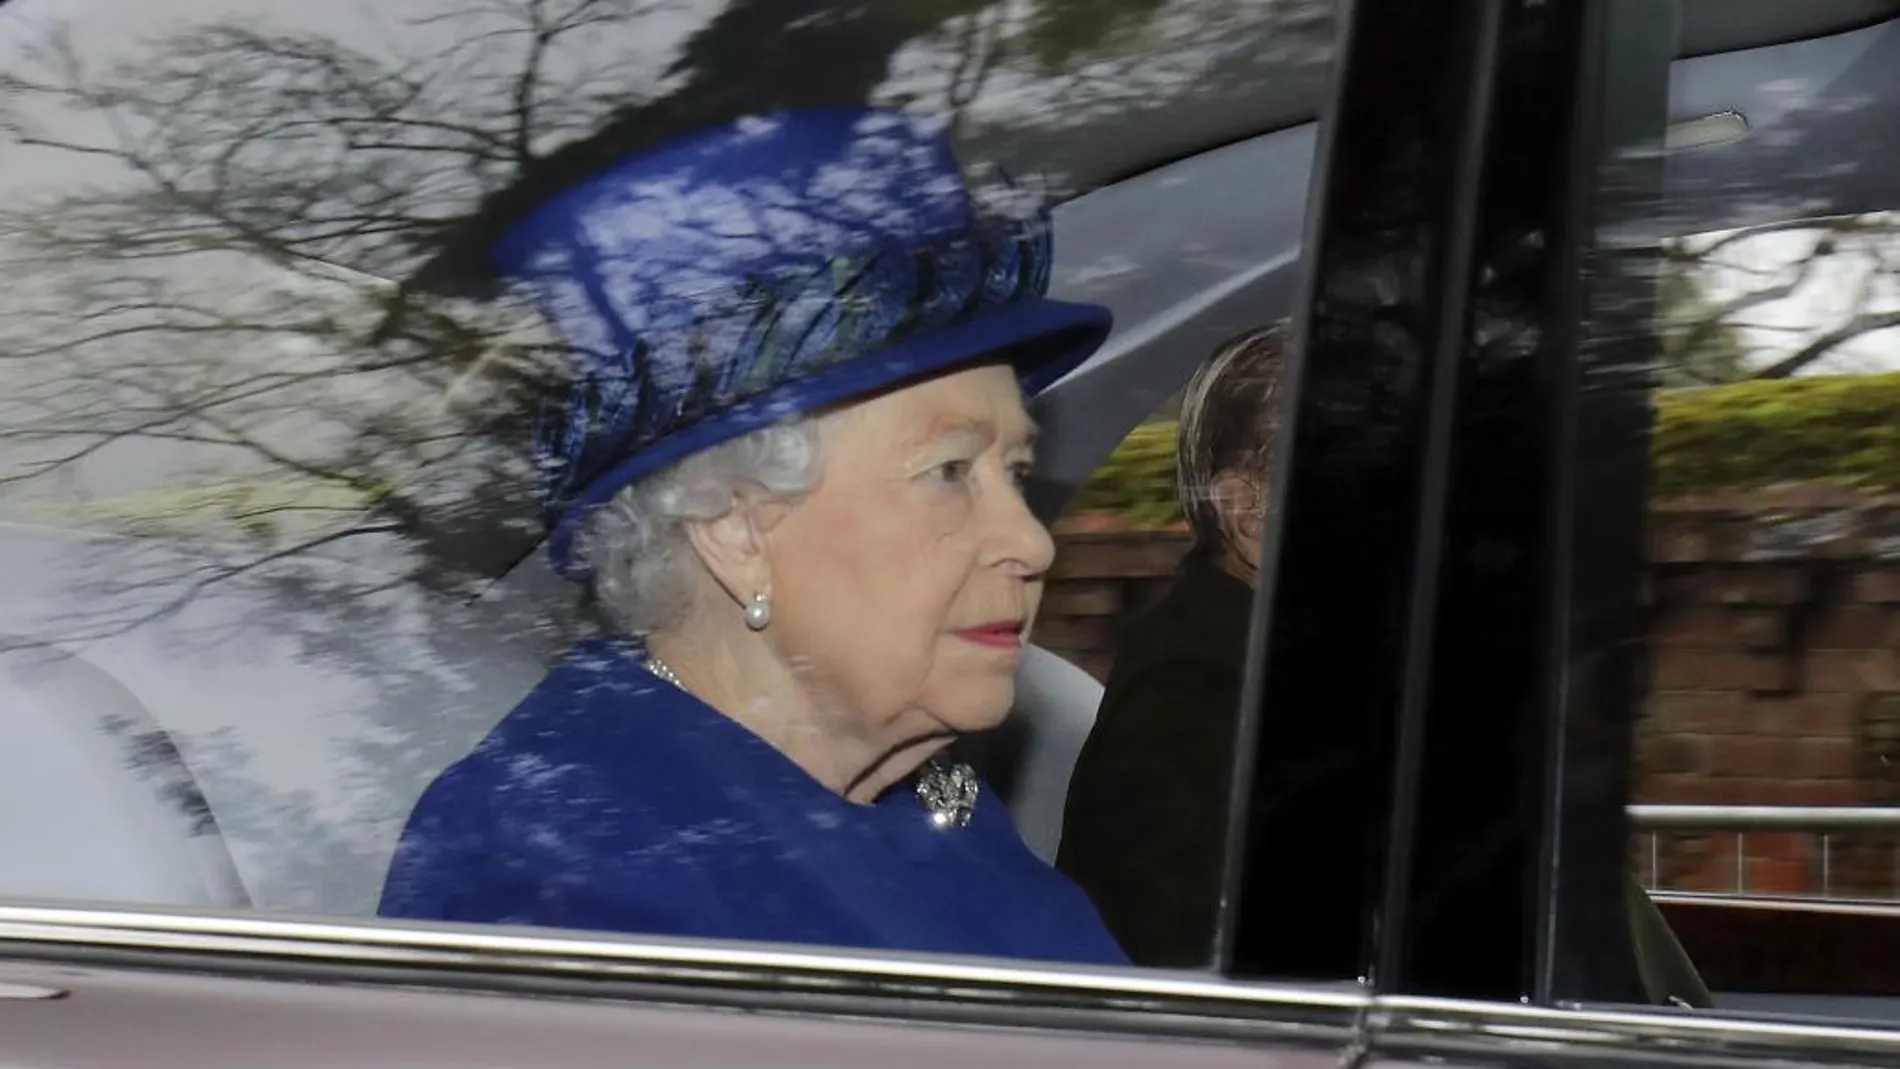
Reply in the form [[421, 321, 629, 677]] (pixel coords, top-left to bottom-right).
[[578, 420, 824, 635]]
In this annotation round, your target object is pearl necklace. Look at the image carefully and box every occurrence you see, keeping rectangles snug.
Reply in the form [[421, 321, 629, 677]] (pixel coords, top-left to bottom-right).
[[640, 653, 977, 829]]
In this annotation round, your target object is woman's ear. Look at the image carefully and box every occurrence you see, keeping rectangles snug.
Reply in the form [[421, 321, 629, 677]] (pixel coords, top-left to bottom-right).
[[682, 498, 775, 611]]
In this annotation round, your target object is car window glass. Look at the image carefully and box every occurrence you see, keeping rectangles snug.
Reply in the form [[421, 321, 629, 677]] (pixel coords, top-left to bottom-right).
[[0, 0, 1336, 980], [1563, 10, 1900, 1024], [1627, 211, 1900, 1018]]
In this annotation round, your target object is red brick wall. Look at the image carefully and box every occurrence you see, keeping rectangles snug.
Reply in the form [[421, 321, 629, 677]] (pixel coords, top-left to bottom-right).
[[1044, 488, 1900, 899], [1640, 489, 1900, 896], [1038, 526, 1193, 680]]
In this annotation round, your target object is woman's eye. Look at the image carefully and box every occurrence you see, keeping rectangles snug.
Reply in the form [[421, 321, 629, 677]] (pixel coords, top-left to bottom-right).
[[1007, 461, 1034, 488], [934, 459, 974, 483]]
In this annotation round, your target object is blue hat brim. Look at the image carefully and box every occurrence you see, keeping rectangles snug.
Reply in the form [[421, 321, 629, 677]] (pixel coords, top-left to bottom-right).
[[548, 298, 1112, 579]]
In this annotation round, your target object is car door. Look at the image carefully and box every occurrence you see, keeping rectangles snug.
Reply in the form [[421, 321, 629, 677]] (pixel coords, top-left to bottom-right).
[[1252, 0, 1900, 1064]]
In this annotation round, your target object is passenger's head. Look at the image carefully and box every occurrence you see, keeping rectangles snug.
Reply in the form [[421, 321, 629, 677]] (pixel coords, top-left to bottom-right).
[[1176, 323, 1289, 584], [495, 108, 1111, 789], [584, 361, 1053, 740]]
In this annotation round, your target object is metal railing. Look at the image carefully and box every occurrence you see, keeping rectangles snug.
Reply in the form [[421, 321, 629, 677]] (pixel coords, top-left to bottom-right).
[[1628, 805, 1900, 898]]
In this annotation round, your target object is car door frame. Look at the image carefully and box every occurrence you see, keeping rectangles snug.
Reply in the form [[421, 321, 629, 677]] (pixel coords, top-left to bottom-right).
[[1248, 0, 1900, 1064]]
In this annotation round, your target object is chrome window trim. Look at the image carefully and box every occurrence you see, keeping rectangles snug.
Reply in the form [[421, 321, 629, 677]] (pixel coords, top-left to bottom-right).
[[1377, 995, 1900, 1063], [10, 906, 1900, 1060], [0, 903, 1367, 1038]]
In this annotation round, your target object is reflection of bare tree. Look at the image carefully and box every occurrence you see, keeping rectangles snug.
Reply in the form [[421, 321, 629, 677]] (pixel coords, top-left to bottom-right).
[[0, 0, 1231, 616], [1660, 213, 1900, 385], [402, 0, 1192, 293], [0, 1, 653, 605]]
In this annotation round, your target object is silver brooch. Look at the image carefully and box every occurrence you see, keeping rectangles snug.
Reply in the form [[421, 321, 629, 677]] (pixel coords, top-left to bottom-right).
[[915, 756, 979, 829]]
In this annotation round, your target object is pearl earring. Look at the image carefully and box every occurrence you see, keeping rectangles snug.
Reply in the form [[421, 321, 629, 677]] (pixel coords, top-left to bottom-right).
[[743, 593, 772, 631]]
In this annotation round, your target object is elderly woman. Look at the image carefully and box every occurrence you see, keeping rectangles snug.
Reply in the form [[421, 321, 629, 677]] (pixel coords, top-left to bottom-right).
[[377, 109, 1126, 965]]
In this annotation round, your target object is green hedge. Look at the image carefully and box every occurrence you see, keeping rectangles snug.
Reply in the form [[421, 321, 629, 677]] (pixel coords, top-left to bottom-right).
[[1073, 372, 1900, 528], [1650, 373, 1900, 498], [1068, 421, 1184, 529]]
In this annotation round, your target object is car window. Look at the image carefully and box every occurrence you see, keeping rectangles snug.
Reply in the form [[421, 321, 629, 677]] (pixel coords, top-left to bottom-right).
[[1624, 221, 1900, 1015], [1552, 8, 1900, 1025], [0, 0, 1343, 986]]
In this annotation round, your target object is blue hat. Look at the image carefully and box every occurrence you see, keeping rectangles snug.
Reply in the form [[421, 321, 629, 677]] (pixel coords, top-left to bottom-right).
[[493, 107, 1113, 579]]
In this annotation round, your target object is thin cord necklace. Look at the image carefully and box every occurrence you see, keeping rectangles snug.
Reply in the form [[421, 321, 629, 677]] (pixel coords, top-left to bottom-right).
[[640, 652, 977, 829]]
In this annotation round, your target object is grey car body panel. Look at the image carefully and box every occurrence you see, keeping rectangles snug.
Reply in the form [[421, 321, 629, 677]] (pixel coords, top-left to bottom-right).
[[7, 936, 1900, 1069], [0, 911, 1369, 1068], [0, 959, 1333, 1069]]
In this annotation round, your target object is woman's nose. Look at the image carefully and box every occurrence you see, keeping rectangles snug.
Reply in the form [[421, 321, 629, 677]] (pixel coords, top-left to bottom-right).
[[992, 479, 1056, 576]]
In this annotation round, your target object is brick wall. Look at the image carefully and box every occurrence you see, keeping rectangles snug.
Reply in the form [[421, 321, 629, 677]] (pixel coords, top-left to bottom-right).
[[1640, 488, 1900, 896], [1040, 525, 1193, 681], [1044, 487, 1900, 900]]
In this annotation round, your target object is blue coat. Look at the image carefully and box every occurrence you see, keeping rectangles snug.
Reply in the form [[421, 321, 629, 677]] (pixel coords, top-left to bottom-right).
[[379, 636, 1128, 966]]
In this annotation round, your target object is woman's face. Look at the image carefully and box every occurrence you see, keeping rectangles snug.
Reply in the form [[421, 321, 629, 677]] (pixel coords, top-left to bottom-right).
[[764, 362, 1056, 740]]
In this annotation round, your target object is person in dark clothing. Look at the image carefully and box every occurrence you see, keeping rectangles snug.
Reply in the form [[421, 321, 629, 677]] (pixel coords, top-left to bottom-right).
[[1054, 324, 1277, 969], [1056, 325, 1712, 1006], [1054, 543, 1249, 967]]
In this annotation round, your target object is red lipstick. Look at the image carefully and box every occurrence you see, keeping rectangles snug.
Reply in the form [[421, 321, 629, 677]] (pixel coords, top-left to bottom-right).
[[956, 621, 1025, 649]]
